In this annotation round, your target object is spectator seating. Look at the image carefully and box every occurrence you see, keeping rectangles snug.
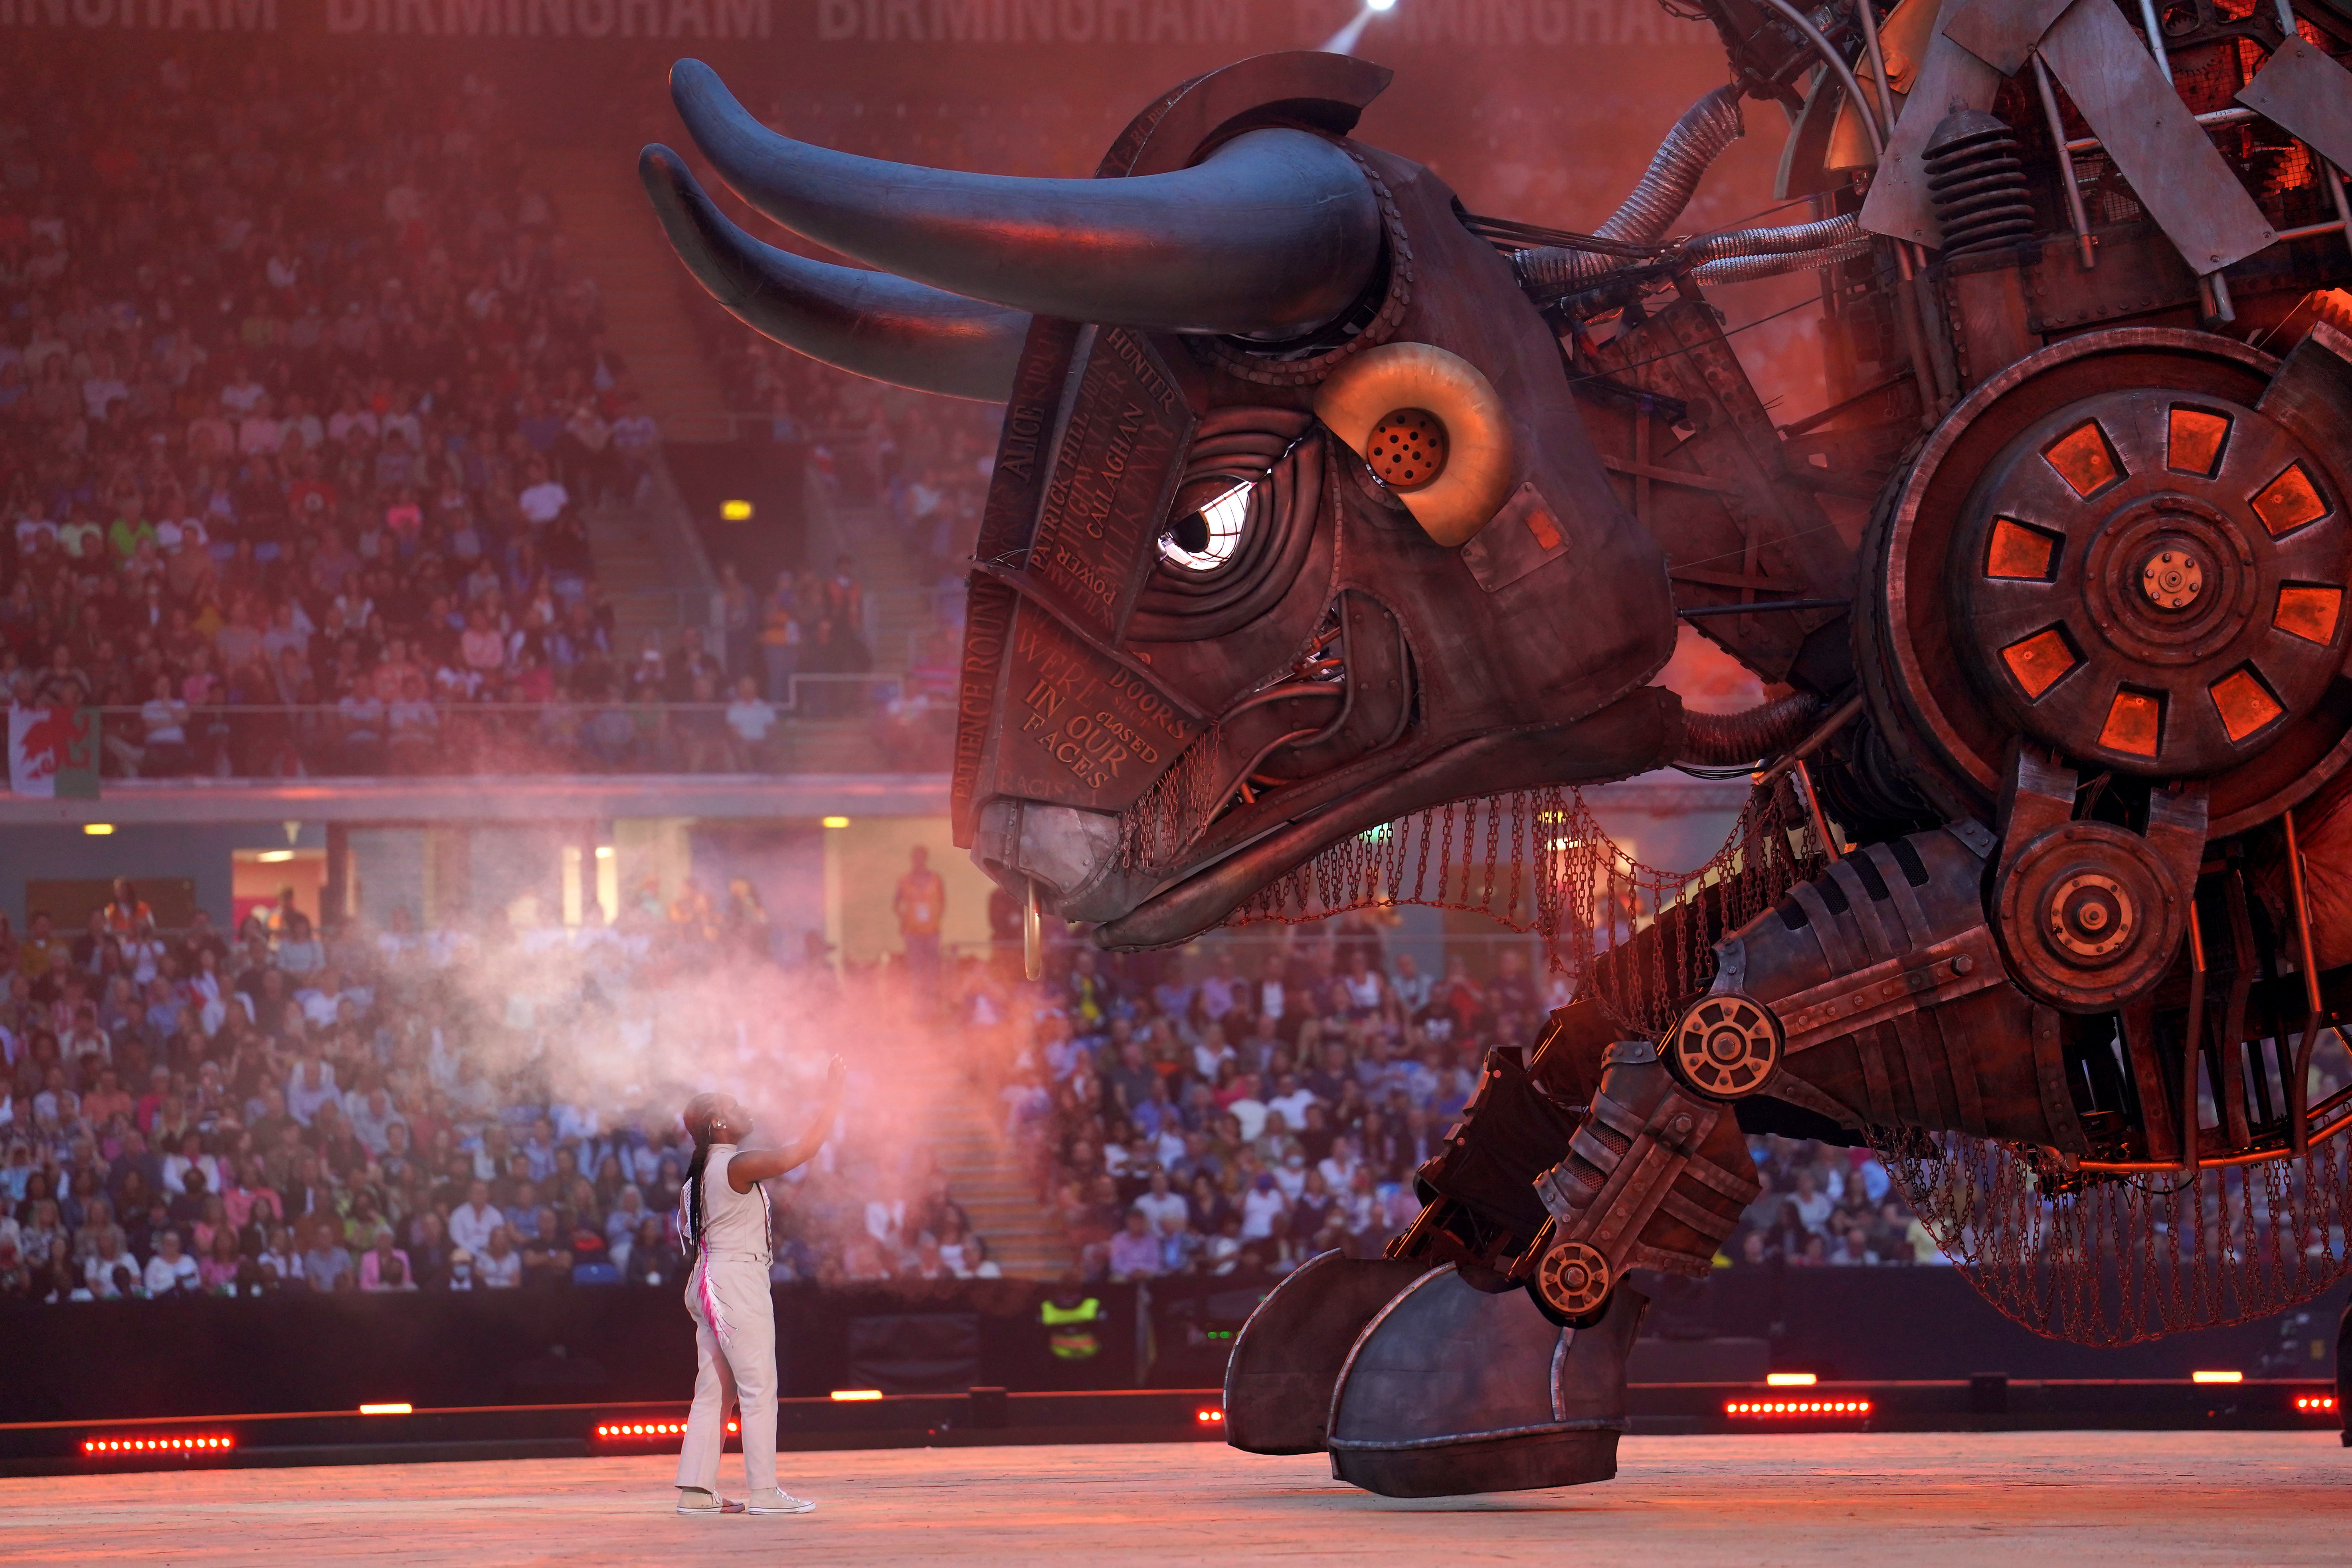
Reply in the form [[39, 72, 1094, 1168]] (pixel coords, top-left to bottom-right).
[[0, 883, 1000, 1302], [987, 924, 1944, 1281]]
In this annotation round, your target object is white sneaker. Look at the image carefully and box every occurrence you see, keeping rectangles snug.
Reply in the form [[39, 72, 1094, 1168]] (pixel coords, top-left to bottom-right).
[[676, 1489, 747, 1516], [745, 1487, 816, 1515]]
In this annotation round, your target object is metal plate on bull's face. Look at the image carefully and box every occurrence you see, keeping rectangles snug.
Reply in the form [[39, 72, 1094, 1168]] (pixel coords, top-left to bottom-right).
[[1461, 482, 1569, 594], [1939, 0, 2074, 77], [1023, 324, 1197, 642], [954, 318, 1199, 838], [991, 608, 1202, 813]]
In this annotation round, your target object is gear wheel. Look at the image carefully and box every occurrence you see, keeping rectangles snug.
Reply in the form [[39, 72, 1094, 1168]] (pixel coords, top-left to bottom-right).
[[1991, 821, 2186, 1012], [1664, 993, 1783, 1099], [1858, 329, 2352, 836], [1531, 1238, 1612, 1327]]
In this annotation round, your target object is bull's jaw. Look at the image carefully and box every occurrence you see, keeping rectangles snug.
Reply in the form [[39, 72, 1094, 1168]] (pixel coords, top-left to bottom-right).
[[969, 687, 1687, 950], [969, 797, 1158, 924]]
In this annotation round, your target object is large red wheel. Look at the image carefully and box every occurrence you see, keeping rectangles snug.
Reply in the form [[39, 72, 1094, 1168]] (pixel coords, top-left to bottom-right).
[[1859, 330, 2352, 835]]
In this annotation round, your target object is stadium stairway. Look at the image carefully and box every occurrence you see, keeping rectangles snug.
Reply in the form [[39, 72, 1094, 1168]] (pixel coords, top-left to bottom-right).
[[926, 1092, 1073, 1280], [532, 145, 944, 680], [533, 148, 724, 655], [580, 478, 712, 658], [528, 147, 733, 443], [808, 498, 942, 676]]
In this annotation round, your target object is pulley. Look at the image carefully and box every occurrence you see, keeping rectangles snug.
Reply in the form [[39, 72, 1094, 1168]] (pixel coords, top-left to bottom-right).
[[1663, 993, 1783, 1099], [1531, 1238, 1612, 1327]]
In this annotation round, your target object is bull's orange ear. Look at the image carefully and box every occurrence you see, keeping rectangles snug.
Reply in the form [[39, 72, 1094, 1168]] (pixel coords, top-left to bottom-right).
[[1313, 342, 1517, 547]]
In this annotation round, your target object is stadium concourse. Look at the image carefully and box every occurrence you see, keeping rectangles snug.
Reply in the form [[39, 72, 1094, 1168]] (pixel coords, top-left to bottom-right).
[[6, 1434, 2346, 1566]]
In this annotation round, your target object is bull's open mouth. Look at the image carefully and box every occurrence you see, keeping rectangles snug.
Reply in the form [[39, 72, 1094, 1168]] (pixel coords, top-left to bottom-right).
[[974, 686, 1685, 951]]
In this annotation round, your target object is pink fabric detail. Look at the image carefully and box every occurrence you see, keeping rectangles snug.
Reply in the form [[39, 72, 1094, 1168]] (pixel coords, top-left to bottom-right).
[[694, 1256, 733, 1348]]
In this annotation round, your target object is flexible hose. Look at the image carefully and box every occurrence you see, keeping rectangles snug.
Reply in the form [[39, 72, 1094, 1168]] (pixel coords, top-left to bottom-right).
[[1677, 690, 1826, 767], [1691, 235, 1876, 285], [1513, 85, 1745, 298], [1598, 84, 1747, 243], [1686, 212, 1859, 263]]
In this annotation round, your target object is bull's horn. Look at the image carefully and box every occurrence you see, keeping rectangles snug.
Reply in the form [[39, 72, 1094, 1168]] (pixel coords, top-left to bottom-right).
[[640, 145, 1025, 403], [667, 59, 1381, 339]]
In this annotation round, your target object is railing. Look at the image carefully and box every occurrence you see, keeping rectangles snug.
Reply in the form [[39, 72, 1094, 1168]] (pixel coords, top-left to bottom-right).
[[50, 684, 950, 782], [602, 585, 725, 632]]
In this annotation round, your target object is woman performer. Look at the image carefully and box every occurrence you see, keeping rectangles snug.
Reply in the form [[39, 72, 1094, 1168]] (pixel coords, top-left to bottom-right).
[[673, 1057, 847, 1516]]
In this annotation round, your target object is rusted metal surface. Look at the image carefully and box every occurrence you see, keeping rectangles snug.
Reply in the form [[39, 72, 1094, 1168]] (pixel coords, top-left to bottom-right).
[[1941, 0, 2075, 79], [1772, 925, 2005, 1050], [1943, 254, 2038, 390], [1325, 1271, 1642, 1498], [1861, 0, 2005, 246], [1573, 300, 1855, 683], [1950, 380, 2351, 778], [1861, 329, 2352, 834], [1711, 825, 2090, 1147], [1221, 1250, 1433, 1456], [1529, 1041, 1762, 1293], [2237, 36, 2352, 176], [2035, 0, 2276, 275]]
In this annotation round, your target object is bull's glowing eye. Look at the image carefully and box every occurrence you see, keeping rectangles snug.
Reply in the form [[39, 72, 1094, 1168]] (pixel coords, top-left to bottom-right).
[[1158, 482, 1251, 573]]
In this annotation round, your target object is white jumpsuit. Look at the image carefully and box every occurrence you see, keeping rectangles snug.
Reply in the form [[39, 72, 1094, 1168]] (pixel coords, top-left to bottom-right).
[[675, 1144, 779, 1496]]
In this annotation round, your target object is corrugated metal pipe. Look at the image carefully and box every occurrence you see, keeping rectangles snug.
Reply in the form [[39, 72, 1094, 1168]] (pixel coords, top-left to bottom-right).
[[1693, 237, 1876, 286], [1513, 85, 1745, 299], [1677, 690, 1826, 767], [1685, 212, 1859, 262]]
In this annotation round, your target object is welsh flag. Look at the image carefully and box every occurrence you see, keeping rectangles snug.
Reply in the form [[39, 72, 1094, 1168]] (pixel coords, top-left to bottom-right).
[[8, 707, 99, 798]]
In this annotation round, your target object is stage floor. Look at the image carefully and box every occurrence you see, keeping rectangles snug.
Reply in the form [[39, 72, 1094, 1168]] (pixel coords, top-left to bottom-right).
[[5, 1432, 2346, 1565]]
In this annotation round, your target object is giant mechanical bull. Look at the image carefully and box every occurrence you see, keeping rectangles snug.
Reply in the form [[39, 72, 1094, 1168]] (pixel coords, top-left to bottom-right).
[[645, 4, 2352, 1495]]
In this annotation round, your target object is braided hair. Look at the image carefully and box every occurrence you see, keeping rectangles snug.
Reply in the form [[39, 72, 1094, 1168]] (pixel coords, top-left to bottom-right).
[[677, 1093, 725, 1257]]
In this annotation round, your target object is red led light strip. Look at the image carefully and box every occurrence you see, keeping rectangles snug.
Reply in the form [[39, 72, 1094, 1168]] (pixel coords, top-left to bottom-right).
[[1195, 1409, 1225, 1424], [1725, 1400, 1873, 1416], [83, 1436, 235, 1453], [2294, 1395, 2338, 1412], [595, 1421, 736, 1438]]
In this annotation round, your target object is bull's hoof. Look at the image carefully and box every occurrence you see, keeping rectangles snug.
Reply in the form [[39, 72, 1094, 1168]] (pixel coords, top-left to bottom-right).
[[1224, 1250, 1434, 1455], [1329, 1428, 1622, 1499], [1324, 1263, 1646, 1497]]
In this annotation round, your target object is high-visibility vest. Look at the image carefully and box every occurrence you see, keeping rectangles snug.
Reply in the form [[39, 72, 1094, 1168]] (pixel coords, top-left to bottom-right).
[[1040, 1295, 1103, 1360]]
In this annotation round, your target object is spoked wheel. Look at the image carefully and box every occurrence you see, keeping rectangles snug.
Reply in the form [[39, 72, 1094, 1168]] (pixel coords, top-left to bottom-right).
[[1526, 1238, 1612, 1330]]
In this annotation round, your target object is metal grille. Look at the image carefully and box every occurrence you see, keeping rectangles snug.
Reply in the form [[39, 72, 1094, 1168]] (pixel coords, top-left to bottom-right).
[[1124, 773, 1826, 1037], [1877, 1127, 2352, 1344]]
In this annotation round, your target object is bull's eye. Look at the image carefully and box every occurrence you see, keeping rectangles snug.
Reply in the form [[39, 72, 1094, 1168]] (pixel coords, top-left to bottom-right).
[[1157, 480, 1251, 573]]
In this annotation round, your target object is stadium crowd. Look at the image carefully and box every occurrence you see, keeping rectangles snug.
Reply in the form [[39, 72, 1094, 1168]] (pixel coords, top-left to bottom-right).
[[0, 868, 1946, 1304], [0, 880, 999, 1302], [0, 56, 697, 778], [995, 923, 1943, 1282]]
